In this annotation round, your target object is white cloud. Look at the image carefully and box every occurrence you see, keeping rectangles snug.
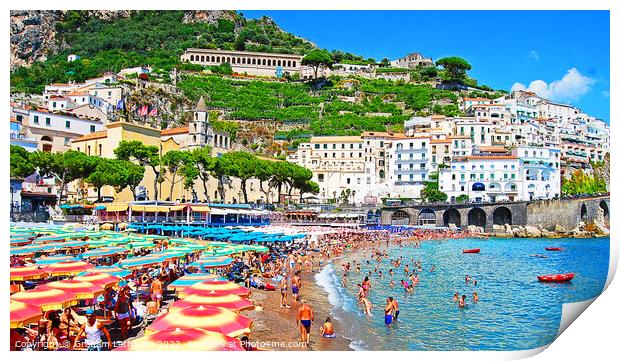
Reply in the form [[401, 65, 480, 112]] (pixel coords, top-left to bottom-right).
[[601, 90, 610, 98], [510, 68, 595, 101], [527, 50, 539, 61]]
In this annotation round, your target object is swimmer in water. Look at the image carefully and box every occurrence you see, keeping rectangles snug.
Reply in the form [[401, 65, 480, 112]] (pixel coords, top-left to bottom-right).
[[465, 275, 470, 284], [459, 295, 467, 308], [358, 296, 373, 315], [453, 292, 459, 301], [389, 279, 394, 288], [430, 265, 435, 272], [473, 292, 479, 302]]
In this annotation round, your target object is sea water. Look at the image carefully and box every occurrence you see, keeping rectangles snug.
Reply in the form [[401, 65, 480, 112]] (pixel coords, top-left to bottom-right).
[[315, 237, 610, 351]]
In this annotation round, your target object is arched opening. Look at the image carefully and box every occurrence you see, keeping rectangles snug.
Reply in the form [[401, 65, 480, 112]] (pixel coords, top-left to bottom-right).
[[580, 204, 588, 222], [190, 55, 194, 61], [418, 208, 436, 226], [41, 135, 52, 142], [472, 182, 485, 191], [391, 210, 410, 225], [443, 208, 461, 227], [599, 200, 610, 228], [468, 208, 487, 228], [493, 206, 512, 226]]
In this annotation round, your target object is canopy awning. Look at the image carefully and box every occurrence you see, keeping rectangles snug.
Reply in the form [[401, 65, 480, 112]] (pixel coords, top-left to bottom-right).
[[209, 208, 229, 215], [169, 205, 188, 211], [103, 203, 129, 212], [132, 205, 171, 212], [190, 205, 211, 213]]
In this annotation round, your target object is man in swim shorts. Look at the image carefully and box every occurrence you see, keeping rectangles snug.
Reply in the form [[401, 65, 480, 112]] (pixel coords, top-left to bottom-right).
[[389, 297, 399, 320], [292, 271, 301, 303], [296, 300, 314, 347]]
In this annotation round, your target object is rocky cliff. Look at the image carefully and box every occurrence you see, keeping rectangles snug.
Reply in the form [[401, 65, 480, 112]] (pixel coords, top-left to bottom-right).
[[10, 10, 238, 70]]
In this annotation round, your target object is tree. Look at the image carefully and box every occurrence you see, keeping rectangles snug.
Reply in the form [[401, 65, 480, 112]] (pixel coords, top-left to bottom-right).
[[210, 154, 235, 202], [288, 164, 313, 199], [268, 161, 293, 203], [301, 49, 334, 84], [297, 180, 319, 203], [561, 169, 607, 197], [225, 152, 260, 204], [10, 145, 34, 178], [114, 140, 162, 201], [380, 58, 391, 67], [30, 150, 98, 201], [455, 194, 469, 203], [85, 158, 127, 201], [419, 66, 439, 80], [118, 161, 145, 200], [186, 147, 213, 202], [435, 57, 471, 83], [420, 172, 448, 203], [162, 150, 192, 201], [253, 159, 275, 203]]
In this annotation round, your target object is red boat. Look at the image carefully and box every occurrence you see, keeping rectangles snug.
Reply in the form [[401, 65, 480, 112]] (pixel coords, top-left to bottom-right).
[[463, 248, 480, 254], [538, 273, 575, 283], [545, 247, 563, 251]]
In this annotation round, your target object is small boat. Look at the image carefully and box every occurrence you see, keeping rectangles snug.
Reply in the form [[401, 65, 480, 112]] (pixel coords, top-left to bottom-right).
[[545, 247, 563, 251], [463, 248, 480, 254], [538, 273, 575, 283]]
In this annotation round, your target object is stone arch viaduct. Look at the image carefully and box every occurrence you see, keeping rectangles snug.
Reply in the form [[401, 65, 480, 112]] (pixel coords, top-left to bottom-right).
[[380, 195, 610, 232]]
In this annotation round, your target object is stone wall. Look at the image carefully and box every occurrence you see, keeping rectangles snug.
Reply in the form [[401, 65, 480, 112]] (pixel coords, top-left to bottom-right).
[[526, 197, 610, 231]]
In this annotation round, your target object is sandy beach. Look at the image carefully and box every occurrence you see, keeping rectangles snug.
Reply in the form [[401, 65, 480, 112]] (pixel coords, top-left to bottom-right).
[[245, 266, 351, 351]]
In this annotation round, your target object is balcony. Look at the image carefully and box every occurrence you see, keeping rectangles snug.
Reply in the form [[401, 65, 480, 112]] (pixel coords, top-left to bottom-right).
[[395, 157, 427, 163]]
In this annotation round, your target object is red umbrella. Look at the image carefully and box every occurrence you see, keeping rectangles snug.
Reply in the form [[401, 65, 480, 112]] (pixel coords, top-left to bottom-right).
[[10, 300, 42, 328], [113, 327, 245, 351], [146, 305, 253, 337], [11, 288, 78, 311], [10, 266, 48, 281], [43, 261, 94, 277], [170, 293, 254, 313], [74, 272, 122, 288], [38, 279, 104, 300], [179, 280, 251, 299]]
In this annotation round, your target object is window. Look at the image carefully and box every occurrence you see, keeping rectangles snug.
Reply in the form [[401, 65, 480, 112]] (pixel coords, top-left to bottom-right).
[[65, 121, 71, 129], [34, 115, 39, 124], [90, 125, 95, 132], [45, 117, 51, 126], [421, 173, 426, 180], [318, 174, 324, 182], [98, 144, 102, 155], [314, 144, 320, 149], [346, 178, 351, 184], [87, 145, 91, 155]]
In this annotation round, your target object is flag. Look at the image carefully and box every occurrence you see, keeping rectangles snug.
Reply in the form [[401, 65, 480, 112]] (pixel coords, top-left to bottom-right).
[[148, 107, 158, 117], [116, 99, 124, 110], [138, 105, 148, 116]]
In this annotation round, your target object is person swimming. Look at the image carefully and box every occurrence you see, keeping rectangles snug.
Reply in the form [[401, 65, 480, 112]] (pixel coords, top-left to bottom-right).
[[459, 294, 467, 308], [473, 292, 479, 302], [453, 292, 459, 301]]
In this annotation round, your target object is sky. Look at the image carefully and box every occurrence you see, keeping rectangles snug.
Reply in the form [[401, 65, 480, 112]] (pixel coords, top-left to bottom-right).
[[242, 10, 610, 122]]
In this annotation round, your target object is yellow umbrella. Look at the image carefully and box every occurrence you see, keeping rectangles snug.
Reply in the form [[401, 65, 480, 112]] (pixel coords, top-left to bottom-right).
[[178, 280, 252, 299], [10, 300, 42, 328]]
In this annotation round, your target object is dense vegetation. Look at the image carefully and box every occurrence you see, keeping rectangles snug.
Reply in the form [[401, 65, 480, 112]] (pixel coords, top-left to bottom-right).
[[561, 170, 607, 197], [178, 74, 461, 138], [10, 10, 315, 93]]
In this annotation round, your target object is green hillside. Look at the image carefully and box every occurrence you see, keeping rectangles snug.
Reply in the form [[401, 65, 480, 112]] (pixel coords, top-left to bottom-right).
[[10, 10, 315, 93]]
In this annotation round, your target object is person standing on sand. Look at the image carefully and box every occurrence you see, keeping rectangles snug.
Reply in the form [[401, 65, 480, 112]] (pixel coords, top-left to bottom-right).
[[296, 300, 314, 347], [280, 273, 290, 308], [151, 276, 163, 310], [292, 271, 301, 303]]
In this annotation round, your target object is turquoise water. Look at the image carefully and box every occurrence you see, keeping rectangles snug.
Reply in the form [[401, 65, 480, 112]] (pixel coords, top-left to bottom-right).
[[315, 237, 610, 351]]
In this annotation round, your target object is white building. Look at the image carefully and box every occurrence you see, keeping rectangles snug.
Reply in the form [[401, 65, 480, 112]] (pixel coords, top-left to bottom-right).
[[438, 146, 560, 203], [390, 52, 434, 68], [386, 136, 431, 199]]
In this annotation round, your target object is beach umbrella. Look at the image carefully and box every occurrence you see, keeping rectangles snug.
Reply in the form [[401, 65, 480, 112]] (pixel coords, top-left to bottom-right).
[[189, 256, 235, 270], [10, 238, 32, 247], [38, 280, 104, 300], [179, 281, 251, 299], [100, 223, 114, 230], [11, 288, 79, 311], [146, 305, 253, 337], [35, 255, 78, 265], [94, 205, 107, 211], [81, 246, 128, 259], [168, 274, 227, 292], [43, 261, 94, 277], [10, 300, 42, 328], [10, 266, 48, 281], [113, 327, 245, 351], [117, 256, 162, 269], [170, 293, 254, 313], [74, 272, 122, 288]]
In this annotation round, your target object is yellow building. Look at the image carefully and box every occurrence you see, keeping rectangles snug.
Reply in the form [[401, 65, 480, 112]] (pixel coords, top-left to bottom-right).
[[70, 121, 185, 202]]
